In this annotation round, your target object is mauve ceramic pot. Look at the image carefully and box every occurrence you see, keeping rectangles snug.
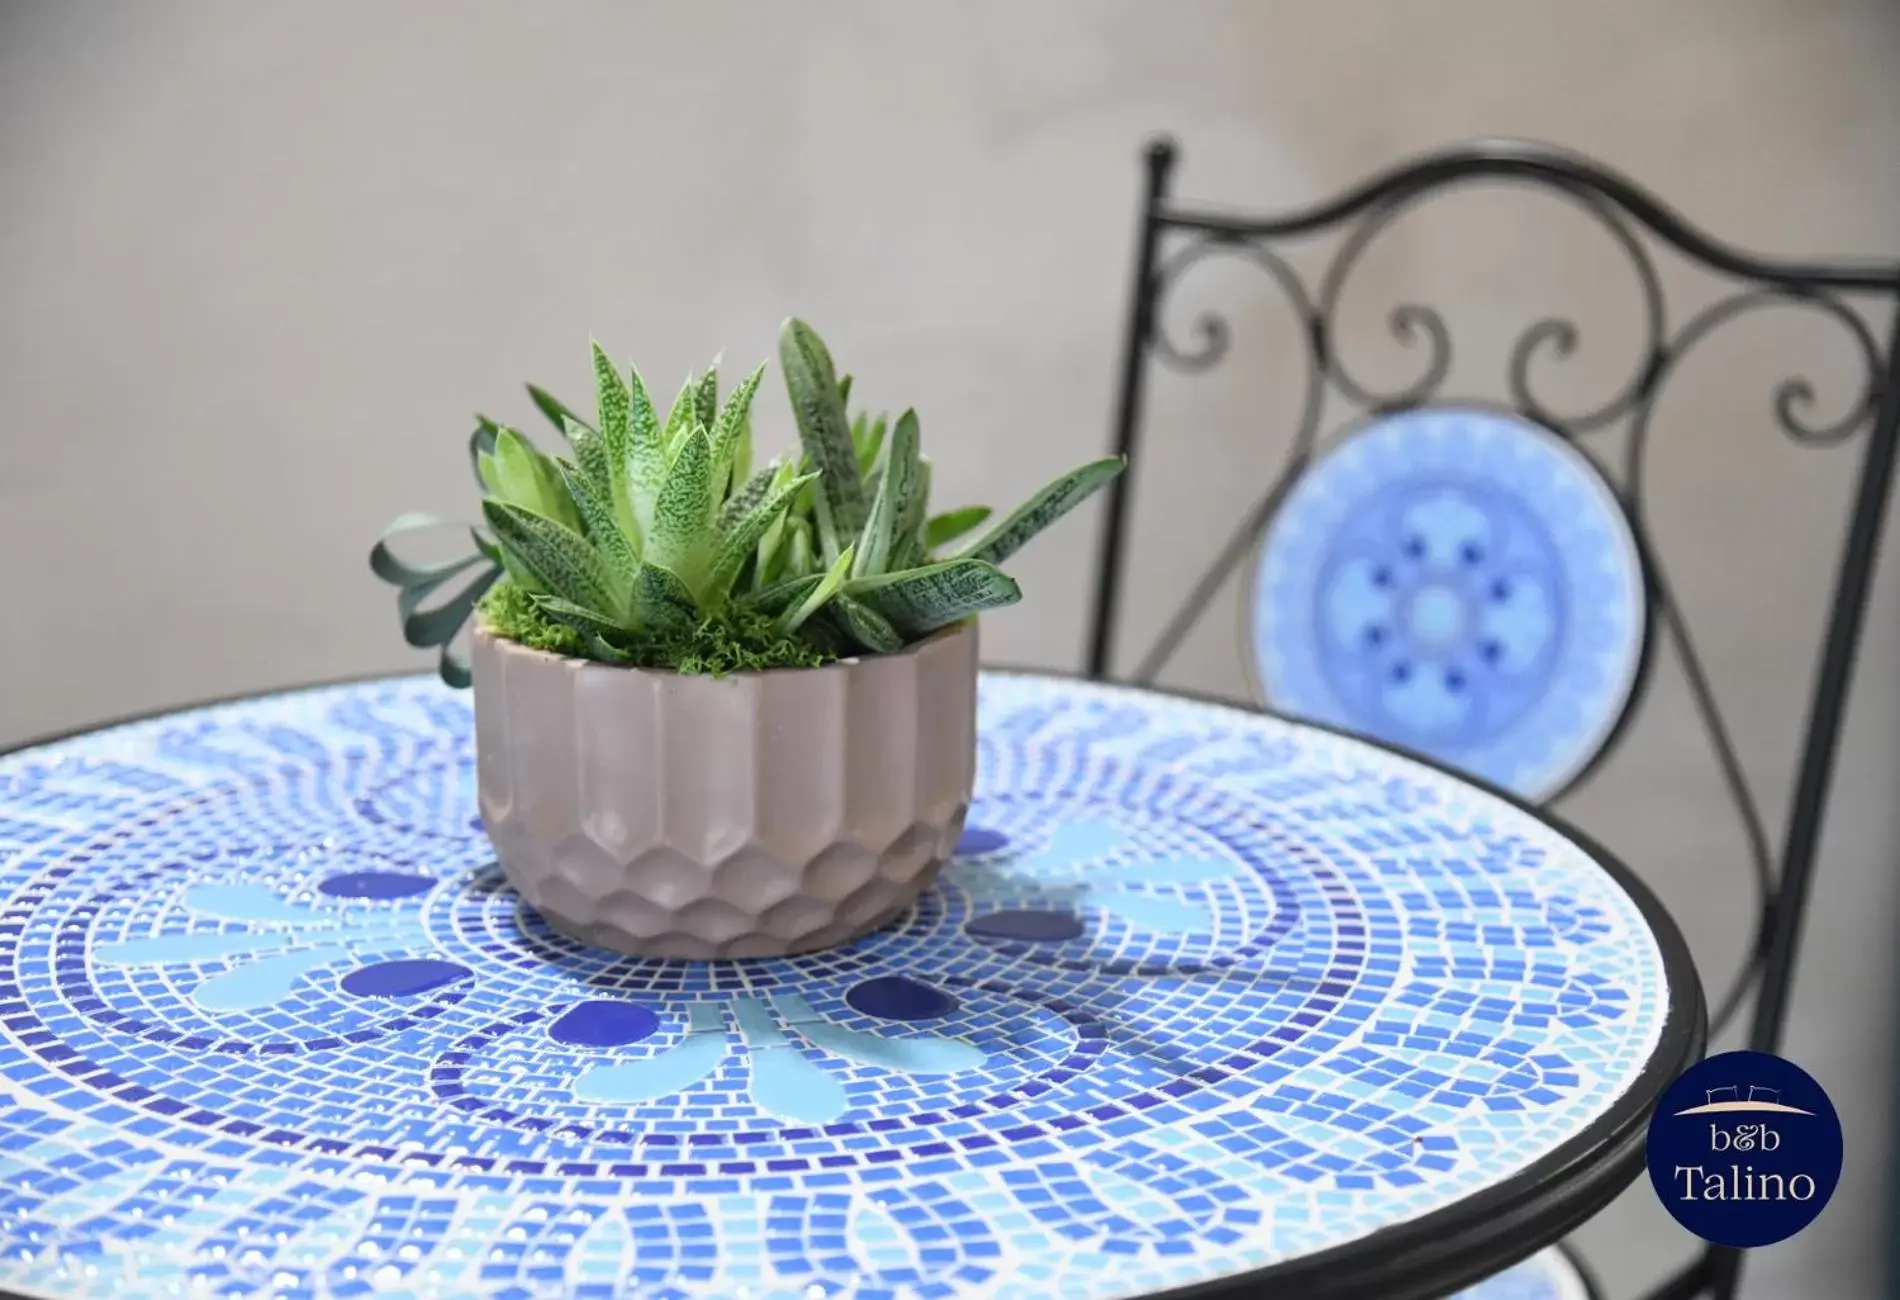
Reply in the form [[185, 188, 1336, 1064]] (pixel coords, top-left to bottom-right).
[[469, 618, 978, 958]]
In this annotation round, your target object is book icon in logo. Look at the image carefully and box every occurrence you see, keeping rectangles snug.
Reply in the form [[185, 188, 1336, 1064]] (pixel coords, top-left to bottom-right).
[[1672, 1084, 1812, 1117]]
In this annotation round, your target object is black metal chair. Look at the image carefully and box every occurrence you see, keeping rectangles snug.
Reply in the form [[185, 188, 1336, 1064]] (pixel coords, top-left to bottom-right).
[[1084, 136, 1900, 1300]]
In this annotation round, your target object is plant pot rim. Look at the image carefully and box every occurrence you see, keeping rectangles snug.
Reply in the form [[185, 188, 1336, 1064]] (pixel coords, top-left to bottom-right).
[[469, 615, 976, 680]]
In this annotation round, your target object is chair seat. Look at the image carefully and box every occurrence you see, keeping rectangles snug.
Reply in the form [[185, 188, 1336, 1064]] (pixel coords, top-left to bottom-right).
[[1451, 1244, 1598, 1300]]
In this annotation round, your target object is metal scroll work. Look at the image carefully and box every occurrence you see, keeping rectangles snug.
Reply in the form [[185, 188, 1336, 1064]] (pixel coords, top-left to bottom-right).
[[1086, 137, 1900, 1300]]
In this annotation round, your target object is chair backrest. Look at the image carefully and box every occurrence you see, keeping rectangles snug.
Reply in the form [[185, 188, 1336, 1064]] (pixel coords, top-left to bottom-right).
[[1085, 137, 1900, 1064]]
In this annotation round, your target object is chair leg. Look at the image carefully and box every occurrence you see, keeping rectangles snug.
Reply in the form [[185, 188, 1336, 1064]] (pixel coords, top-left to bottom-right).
[[1640, 1245, 1744, 1300]]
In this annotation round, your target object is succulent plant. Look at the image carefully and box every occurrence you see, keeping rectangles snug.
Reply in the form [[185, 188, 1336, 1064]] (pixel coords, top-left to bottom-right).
[[370, 319, 1123, 685]]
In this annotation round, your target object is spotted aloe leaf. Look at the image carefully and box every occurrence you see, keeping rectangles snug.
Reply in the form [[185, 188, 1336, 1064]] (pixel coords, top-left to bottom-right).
[[623, 367, 668, 542], [660, 372, 701, 459], [706, 470, 817, 606], [481, 500, 623, 618], [825, 592, 903, 654], [646, 427, 717, 591], [562, 416, 618, 531], [852, 409, 920, 579], [956, 457, 1125, 567], [633, 562, 698, 634], [779, 318, 868, 565], [708, 362, 765, 500], [846, 557, 1021, 638], [692, 362, 720, 441], [555, 459, 639, 586], [892, 447, 930, 572], [530, 594, 625, 641]]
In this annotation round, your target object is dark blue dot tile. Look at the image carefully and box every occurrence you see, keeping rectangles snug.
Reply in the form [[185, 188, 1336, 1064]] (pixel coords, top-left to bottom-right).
[[845, 977, 957, 1022], [319, 871, 436, 900], [966, 910, 1085, 942], [339, 959, 472, 999], [548, 1000, 660, 1048], [955, 827, 1009, 856]]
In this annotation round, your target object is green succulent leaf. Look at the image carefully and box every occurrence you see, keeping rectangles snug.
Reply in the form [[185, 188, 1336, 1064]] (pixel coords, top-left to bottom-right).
[[647, 427, 717, 587], [718, 462, 779, 537], [854, 413, 888, 481], [731, 405, 754, 489], [892, 453, 930, 571], [586, 634, 635, 664], [785, 515, 815, 578], [468, 423, 499, 490], [402, 565, 501, 649], [490, 427, 581, 531], [778, 318, 868, 564], [852, 408, 919, 579], [706, 470, 818, 606], [846, 557, 1021, 638], [924, 505, 992, 551], [692, 361, 719, 440], [481, 500, 623, 617], [563, 416, 616, 513], [957, 457, 1126, 567], [555, 459, 640, 585], [623, 367, 668, 542], [634, 562, 699, 633], [371, 513, 476, 587], [826, 592, 903, 654], [779, 543, 855, 635], [661, 372, 699, 458], [592, 341, 631, 442], [530, 593, 627, 641], [737, 572, 822, 617], [837, 373, 853, 410], [709, 362, 765, 498], [527, 384, 589, 439]]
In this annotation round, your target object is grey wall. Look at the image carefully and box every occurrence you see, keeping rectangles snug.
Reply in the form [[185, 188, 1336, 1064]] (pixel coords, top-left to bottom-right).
[[3, 2, 1897, 1296]]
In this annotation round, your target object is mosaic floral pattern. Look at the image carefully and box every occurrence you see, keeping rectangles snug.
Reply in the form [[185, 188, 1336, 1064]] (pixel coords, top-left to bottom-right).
[[0, 674, 1673, 1298], [1252, 406, 1646, 800]]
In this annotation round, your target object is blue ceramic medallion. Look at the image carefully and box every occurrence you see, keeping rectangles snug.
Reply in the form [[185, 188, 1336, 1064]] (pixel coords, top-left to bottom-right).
[[0, 673, 1675, 1298], [1252, 405, 1646, 800]]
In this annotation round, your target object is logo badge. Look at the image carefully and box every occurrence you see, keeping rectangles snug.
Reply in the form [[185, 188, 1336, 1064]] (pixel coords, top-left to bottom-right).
[[1647, 1050, 1842, 1247]]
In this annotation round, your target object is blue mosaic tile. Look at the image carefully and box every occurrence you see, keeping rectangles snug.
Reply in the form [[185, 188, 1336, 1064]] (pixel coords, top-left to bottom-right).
[[1251, 405, 1647, 800], [0, 674, 1671, 1297]]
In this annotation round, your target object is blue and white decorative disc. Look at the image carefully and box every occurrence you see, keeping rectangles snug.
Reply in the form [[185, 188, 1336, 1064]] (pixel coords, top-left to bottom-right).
[[0, 674, 1677, 1298], [1251, 406, 1647, 801]]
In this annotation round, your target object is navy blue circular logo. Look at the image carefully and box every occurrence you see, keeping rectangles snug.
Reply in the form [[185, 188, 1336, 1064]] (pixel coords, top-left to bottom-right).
[[1647, 1050, 1842, 1247]]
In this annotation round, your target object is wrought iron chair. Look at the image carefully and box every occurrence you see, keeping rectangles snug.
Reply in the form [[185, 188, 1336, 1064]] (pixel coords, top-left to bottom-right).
[[1084, 137, 1900, 1300]]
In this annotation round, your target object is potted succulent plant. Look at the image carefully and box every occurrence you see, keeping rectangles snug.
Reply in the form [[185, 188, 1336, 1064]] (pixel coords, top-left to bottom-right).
[[371, 318, 1122, 958]]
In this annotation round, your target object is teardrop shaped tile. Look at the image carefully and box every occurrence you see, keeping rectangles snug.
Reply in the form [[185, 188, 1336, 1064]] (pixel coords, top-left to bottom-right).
[[966, 909, 1085, 942], [338, 958, 471, 999], [318, 871, 437, 900]]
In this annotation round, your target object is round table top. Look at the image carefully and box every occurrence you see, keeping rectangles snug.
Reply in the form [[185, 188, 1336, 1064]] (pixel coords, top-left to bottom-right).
[[0, 671, 1701, 1300]]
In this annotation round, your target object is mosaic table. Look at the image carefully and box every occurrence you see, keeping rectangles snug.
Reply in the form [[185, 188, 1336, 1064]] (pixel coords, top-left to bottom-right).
[[0, 672, 1701, 1300]]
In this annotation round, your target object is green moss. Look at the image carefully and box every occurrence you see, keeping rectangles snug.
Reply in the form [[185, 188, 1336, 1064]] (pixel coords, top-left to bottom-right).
[[477, 578, 837, 676], [478, 579, 587, 657]]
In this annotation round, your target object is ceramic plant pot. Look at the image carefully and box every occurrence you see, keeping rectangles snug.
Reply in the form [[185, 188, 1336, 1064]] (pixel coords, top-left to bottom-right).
[[468, 618, 978, 958]]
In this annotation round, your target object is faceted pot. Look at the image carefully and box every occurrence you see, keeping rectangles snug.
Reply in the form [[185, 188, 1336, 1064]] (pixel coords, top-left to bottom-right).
[[468, 618, 978, 958]]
